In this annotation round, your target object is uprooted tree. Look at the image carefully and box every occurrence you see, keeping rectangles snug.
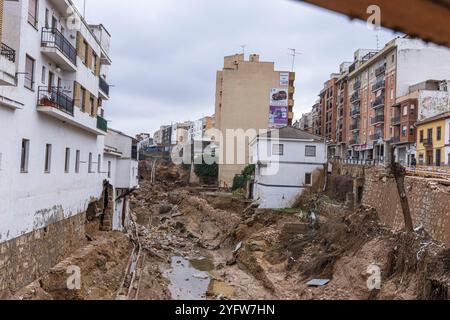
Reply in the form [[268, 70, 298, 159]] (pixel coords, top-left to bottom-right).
[[389, 146, 414, 232]]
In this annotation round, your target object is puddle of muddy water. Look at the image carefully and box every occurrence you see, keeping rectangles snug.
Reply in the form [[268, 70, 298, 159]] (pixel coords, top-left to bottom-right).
[[163, 256, 213, 300]]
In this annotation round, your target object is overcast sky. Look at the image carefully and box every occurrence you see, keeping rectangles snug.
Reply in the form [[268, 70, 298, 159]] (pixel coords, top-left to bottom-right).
[[73, 0, 399, 136]]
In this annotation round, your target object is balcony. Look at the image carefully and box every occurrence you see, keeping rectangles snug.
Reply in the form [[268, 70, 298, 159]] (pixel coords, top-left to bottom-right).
[[0, 43, 17, 86], [375, 64, 386, 76], [350, 123, 360, 131], [391, 116, 401, 125], [372, 80, 385, 92], [37, 86, 106, 136], [372, 96, 385, 109], [350, 108, 361, 117], [391, 136, 401, 144], [371, 115, 385, 125], [41, 28, 77, 72], [99, 76, 110, 99], [423, 139, 433, 147], [350, 92, 360, 103], [353, 80, 361, 90], [97, 115, 108, 132], [370, 133, 384, 141], [349, 138, 359, 146]]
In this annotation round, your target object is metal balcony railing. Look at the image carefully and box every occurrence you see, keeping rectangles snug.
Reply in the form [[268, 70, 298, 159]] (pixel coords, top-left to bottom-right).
[[97, 116, 108, 132], [99, 77, 110, 96], [349, 138, 359, 146], [423, 138, 433, 147], [391, 136, 401, 144], [350, 123, 360, 131], [371, 115, 385, 125], [353, 80, 361, 90], [41, 28, 77, 66], [1, 43, 16, 62], [350, 92, 360, 103], [351, 108, 361, 117], [372, 96, 385, 109], [372, 80, 385, 92], [38, 86, 74, 115], [375, 64, 386, 76], [391, 116, 401, 125], [370, 133, 384, 141]]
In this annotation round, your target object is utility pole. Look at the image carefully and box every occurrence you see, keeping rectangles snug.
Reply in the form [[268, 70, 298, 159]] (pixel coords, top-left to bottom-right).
[[288, 48, 301, 72], [83, 0, 86, 18]]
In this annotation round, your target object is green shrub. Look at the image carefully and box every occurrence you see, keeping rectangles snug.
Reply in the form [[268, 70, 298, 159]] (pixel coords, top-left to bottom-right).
[[232, 164, 255, 191]]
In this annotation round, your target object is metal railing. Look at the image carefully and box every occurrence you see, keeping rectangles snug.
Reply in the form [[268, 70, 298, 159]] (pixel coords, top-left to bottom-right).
[[99, 77, 110, 96], [350, 92, 360, 103], [350, 123, 360, 131], [391, 116, 401, 124], [349, 139, 359, 145], [371, 115, 385, 125], [370, 133, 384, 141], [372, 96, 385, 109], [423, 138, 433, 147], [375, 64, 386, 76], [41, 28, 77, 66], [38, 86, 74, 115], [1, 43, 16, 62], [391, 136, 401, 144], [97, 116, 108, 132], [350, 108, 361, 117], [372, 80, 385, 91]]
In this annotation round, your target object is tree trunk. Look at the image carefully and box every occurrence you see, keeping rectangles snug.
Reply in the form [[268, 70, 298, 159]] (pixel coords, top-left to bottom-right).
[[390, 147, 414, 232]]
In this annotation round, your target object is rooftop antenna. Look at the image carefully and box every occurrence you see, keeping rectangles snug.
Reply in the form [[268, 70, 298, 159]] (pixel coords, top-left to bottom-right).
[[288, 48, 302, 72], [240, 44, 247, 56], [83, 0, 86, 18], [376, 32, 380, 50]]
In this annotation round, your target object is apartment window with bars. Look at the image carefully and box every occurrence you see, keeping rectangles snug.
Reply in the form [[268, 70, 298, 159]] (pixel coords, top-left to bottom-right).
[[25, 55, 35, 90], [28, 0, 38, 27], [305, 146, 317, 157], [44, 144, 52, 173], [272, 144, 284, 156]]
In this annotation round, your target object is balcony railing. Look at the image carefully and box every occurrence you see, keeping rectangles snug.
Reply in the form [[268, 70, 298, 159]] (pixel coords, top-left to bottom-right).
[[99, 77, 110, 96], [38, 86, 74, 115], [350, 123, 360, 131], [372, 80, 385, 92], [41, 28, 77, 66], [350, 92, 360, 103], [97, 116, 108, 132], [423, 138, 433, 147], [353, 80, 361, 90], [391, 136, 401, 144], [375, 64, 386, 76], [372, 96, 385, 109], [371, 115, 385, 125], [1, 43, 16, 62], [391, 116, 401, 125], [351, 108, 361, 117], [370, 133, 384, 141], [349, 138, 359, 146]]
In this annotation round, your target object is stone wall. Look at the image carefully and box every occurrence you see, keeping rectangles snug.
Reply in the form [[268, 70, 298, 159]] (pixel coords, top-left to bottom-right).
[[331, 162, 450, 246], [0, 212, 86, 298]]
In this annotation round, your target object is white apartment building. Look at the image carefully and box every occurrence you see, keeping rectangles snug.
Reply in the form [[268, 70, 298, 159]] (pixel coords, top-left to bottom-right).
[[250, 127, 327, 209], [0, 0, 135, 296]]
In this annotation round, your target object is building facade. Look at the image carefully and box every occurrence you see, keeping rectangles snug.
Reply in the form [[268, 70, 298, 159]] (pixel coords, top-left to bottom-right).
[[250, 127, 326, 209], [416, 112, 450, 166], [0, 0, 136, 297], [214, 53, 295, 187]]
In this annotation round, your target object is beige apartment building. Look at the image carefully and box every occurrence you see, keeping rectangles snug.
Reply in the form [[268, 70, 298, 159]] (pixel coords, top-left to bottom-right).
[[214, 53, 295, 187]]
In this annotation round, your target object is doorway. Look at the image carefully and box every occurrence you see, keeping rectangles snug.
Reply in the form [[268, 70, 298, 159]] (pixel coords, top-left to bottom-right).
[[427, 150, 433, 166], [436, 149, 441, 167]]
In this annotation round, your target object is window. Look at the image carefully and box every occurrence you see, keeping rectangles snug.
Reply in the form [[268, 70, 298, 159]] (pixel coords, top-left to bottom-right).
[[90, 96, 95, 116], [402, 126, 407, 137], [21, 139, 30, 173], [410, 126, 415, 136], [80, 87, 86, 112], [28, 0, 38, 27], [44, 144, 52, 173], [403, 106, 408, 116], [97, 154, 101, 173], [65, 148, 70, 173], [92, 53, 98, 71], [437, 127, 442, 141], [83, 41, 89, 64], [41, 66, 46, 84], [75, 150, 80, 173], [45, 8, 49, 28], [420, 130, 424, 143], [305, 145, 317, 157], [305, 173, 312, 186], [24, 55, 35, 89], [272, 144, 284, 156], [88, 152, 93, 173], [107, 161, 111, 179]]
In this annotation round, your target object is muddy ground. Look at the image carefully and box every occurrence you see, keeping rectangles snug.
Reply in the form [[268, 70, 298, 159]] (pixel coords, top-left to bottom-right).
[[11, 161, 450, 300]]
